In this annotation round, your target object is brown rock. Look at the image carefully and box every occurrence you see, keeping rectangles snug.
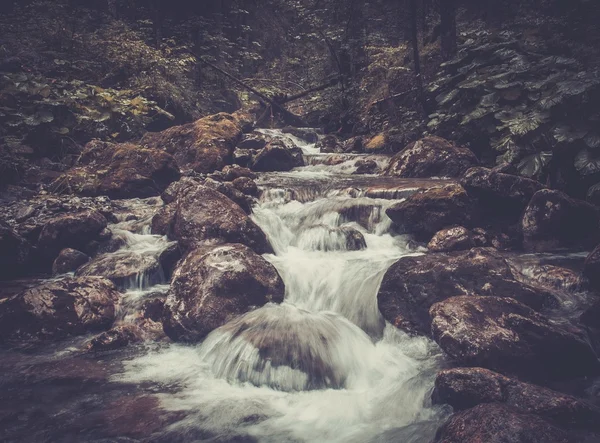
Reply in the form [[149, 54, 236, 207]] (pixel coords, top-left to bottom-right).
[[232, 176, 259, 197], [0, 276, 119, 341], [385, 184, 472, 241], [384, 136, 478, 178], [521, 189, 599, 252], [377, 248, 551, 335], [52, 248, 90, 275], [428, 226, 476, 252], [316, 135, 343, 153], [162, 244, 285, 342], [430, 295, 600, 381], [141, 112, 242, 173], [221, 164, 257, 181], [202, 177, 252, 213], [433, 403, 572, 443], [251, 141, 304, 172], [433, 367, 600, 430], [50, 140, 181, 199], [152, 183, 271, 254]]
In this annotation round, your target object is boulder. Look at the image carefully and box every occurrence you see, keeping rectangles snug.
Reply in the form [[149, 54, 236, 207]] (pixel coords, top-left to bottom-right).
[[202, 177, 252, 214], [316, 135, 343, 153], [430, 295, 600, 381], [221, 165, 257, 181], [342, 136, 365, 153], [162, 244, 285, 342], [584, 244, 600, 292], [428, 226, 476, 252], [87, 325, 142, 353], [251, 141, 304, 172], [0, 276, 119, 341], [377, 248, 551, 335], [386, 184, 473, 241], [384, 136, 477, 178], [0, 223, 31, 279], [76, 251, 163, 290], [52, 248, 90, 275], [514, 264, 584, 292], [37, 210, 108, 259], [50, 140, 180, 199], [353, 159, 379, 174], [521, 189, 599, 252], [232, 176, 259, 197], [461, 167, 544, 222], [237, 132, 270, 150], [433, 367, 600, 430], [151, 183, 271, 254], [140, 112, 242, 173], [433, 403, 572, 443]]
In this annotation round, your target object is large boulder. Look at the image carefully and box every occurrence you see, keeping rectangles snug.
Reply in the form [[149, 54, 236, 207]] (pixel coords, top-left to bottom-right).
[[430, 295, 600, 381], [461, 167, 544, 222], [433, 403, 573, 443], [433, 367, 600, 431], [162, 244, 285, 342], [50, 140, 180, 199], [521, 189, 599, 252], [251, 141, 304, 172], [140, 112, 242, 173], [52, 248, 90, 275], [386, 184, 472, 241], [37, 210, 108, 259], [151, 182, 271, 254], [0, 276, 119, 341], [427, 226, 477, 252], [377, 247, 551, 335], [583, 244, 600, 292], [384, 136, 478, 178]]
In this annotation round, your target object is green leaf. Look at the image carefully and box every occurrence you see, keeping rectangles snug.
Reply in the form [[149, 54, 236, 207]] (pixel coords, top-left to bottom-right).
[[585, 133, 600, 149], [508, 111, 549, 136], [517, 151, 552, 178], [575, 149, 600, 176], [435, 89, 460, 106], [553, 125, 588, 143]]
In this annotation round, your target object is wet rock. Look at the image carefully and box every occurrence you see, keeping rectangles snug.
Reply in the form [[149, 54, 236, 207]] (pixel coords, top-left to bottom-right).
[[0, 223, 31, 279], [37, 210, 108, 259], [281, 127, 319, 143], [433, 403, 573, 443], [316, 135, 344, 153], [296, 225, 367, 251], [50, 140, 181, 199], [377, 248, 551, 335], [238, 132, 270, 150], [433, 367, 600, 430], [384, 136, 478, 178], [386, 184, 472, 241], [430, 295, 600, 381], [428, 226, 476, 252], [251, 141, 304, 172], [353, 159, 379, 174], [87, 325, 142, 353], [141, 112, 242, 173], [461, 167, 544, 222], [0, 276, 119, 341], [158, 242, 181, 279], [233, 148, 254, 167], [141, 297, 165, 322], [584, 244, 600, 292], [52, 248, 90, 275], [343, 136, 365, 153], [515, 264, 584, 292], [152, 183, 271, 254], [162, 244, 285, 342], [76, 251, 162, 290], [221, 165, 257, 181], [521, 189, 599, 252], [203, 177, 252, 214], [232, 176, 259, 197]]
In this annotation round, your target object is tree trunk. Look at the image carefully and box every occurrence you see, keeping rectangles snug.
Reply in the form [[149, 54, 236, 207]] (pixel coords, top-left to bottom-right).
[[409, 0, 427, 116], [440, 0, 457, 60], [153, 0, 164, 49]]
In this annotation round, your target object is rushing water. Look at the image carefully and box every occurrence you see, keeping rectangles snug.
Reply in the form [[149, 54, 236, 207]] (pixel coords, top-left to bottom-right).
[[112, 130, 451, 442]]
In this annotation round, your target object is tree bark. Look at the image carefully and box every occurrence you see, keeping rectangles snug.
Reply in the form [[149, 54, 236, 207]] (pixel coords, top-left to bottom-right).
[[409, 0, 427, 116], [440, 0, 457, 60]]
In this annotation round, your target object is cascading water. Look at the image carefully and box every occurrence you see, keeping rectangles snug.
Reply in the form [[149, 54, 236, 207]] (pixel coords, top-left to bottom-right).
[[117, 130, 451, 442]]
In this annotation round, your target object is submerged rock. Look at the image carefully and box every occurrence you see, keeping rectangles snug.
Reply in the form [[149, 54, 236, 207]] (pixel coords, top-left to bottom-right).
[[0, 276, 119, 341], [433, 403, 572, 443], [430, 295, 600, 381], [50, 140, 181, 199], [152, 182, 272, 254], [377, 247, 551, 335], [433, 367, 600, 430], [52, 248, 90, 275], [295, 225, 367, 251], [521, 189, 599, 252], [162, 244, 285, 342], [386, 184, 472, 241], [141, 112, 242, 173], [384, 136, 477, 178]]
